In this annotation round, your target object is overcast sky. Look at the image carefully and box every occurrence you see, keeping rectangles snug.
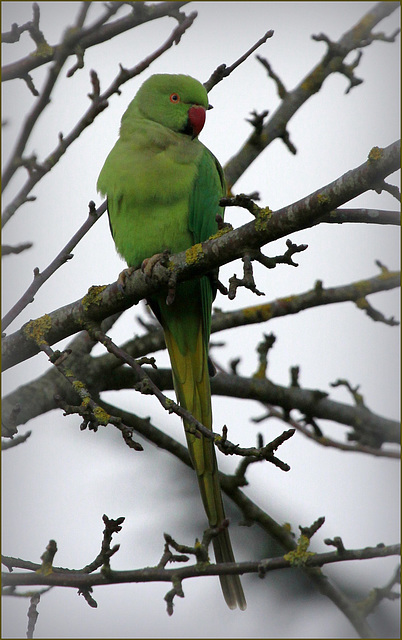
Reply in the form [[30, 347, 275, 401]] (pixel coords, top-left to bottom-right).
[[1, 2, 400, 638]]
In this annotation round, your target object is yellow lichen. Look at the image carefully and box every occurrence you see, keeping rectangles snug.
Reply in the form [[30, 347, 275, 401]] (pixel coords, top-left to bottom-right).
[[351, 14, 375, 43], [353, 274, 386, 298], [283, 535, 315, 567], [317, 193, 330, 206], [72, 380, 86, 392], [23, 314, 52, 346], [208, 225, 232, 241], [375, 266, 399, 284], [242, 304, 273, 322], [36, 562, 53, 576], [255, 207, 273, 232], [368, 146, 383, 163], [30, 41, 53, 58], [82, 285, 107, 311], [185, 243, 204, 265], [253, 362, 267, 380], [36, 540, 57, 576], [355, 297, 369, 310], [93, 406, 110, 426], [356, 588, 379, 615]]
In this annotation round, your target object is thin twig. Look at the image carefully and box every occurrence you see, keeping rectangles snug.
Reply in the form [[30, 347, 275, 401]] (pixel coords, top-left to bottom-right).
[[2, 201, 106, 331], [1, 2, 190, 81], [2, 543, 399, 587], [204, 29, 274, 92], [87, 325, 293, 466]]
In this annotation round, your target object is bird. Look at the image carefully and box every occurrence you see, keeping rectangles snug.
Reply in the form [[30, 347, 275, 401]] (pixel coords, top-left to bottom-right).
[[97, 73, 246, 610]]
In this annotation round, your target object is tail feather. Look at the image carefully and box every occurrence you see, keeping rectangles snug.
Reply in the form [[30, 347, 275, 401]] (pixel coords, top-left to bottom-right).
[[155, 288, 246, 610], [213, 529, 247, 611]]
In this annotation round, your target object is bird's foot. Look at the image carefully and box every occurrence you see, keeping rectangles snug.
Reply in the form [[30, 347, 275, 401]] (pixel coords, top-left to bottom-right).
[[117, 266, 136, 290], [141, 250, 178, 306], [141, 249, 170, 279]]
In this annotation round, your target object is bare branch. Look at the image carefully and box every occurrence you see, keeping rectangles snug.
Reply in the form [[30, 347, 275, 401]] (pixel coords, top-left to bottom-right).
[[2, 200, 106, 332], [1, 2, 121, 193], [1, 242, 33, 256], [228, 255, 265, 300], [80, 514, 125, 574], [251, 402, 399, 459], [211, 372, 399, 447], [356, 564, 401, 617], [1, 2, 190, 82], [314, 207, 400, 226], [204, 29, 274, 92], [2, 542, 399, 588], [1, 431, 32, 450], [26, 592, 40, 639], [224, 2, 400, 188]]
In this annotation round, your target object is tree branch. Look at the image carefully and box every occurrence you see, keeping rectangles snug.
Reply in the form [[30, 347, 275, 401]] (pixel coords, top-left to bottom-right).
[[204, 29, 274, 92], [1, 2, 190, 82], [105, 367, 399, 449], [1, 201, 106, 332], [2, 140, 399, 371], [223, 1, 400, 188], [211, 373, 399, 446], [2, 543, 399, 588], [315, 207, 400, 226]]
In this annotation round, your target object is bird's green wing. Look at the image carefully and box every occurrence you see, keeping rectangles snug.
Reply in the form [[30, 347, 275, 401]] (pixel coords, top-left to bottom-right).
[[188, 146, 225, 341]]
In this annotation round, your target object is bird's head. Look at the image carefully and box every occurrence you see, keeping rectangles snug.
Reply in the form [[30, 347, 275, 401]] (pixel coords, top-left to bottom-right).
[[127, 73, 211, 138]]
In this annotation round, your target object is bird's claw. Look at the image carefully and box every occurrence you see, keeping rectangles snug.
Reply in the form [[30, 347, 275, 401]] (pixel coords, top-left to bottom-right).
[[140, 250, 178, 306], [141, 249, 170, 279], [117, 266, 136, 290]]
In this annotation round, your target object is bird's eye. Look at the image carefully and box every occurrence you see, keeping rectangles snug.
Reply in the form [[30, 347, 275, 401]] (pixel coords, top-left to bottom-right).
[[170, 93, 180, 103]]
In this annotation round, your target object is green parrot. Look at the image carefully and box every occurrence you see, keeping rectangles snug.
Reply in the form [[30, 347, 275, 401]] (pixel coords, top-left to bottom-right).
[[97, 74, 246, 611]]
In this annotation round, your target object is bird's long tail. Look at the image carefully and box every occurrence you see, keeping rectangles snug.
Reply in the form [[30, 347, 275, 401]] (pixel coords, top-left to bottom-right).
[[153, 283, 246, 610]]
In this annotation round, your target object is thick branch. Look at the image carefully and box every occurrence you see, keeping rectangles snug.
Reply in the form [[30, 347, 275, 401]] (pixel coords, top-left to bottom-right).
[[211, 373, 399, 446], [3, 350, 399, 450], [210, 269, 400, 333], [88, 268, 399, 385], [2, 140, 399, 371], [99, 368, 400, 448]]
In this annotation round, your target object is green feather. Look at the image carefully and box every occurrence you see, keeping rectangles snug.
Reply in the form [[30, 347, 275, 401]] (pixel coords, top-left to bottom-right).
[[98, 74, 246, 611]]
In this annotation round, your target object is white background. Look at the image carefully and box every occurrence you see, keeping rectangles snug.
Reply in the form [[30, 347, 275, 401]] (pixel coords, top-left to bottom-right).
[[2, 2, 400, 638]]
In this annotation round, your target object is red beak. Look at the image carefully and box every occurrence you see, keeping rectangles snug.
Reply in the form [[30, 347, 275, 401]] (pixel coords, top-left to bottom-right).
[[188, 105, 206, 138]]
